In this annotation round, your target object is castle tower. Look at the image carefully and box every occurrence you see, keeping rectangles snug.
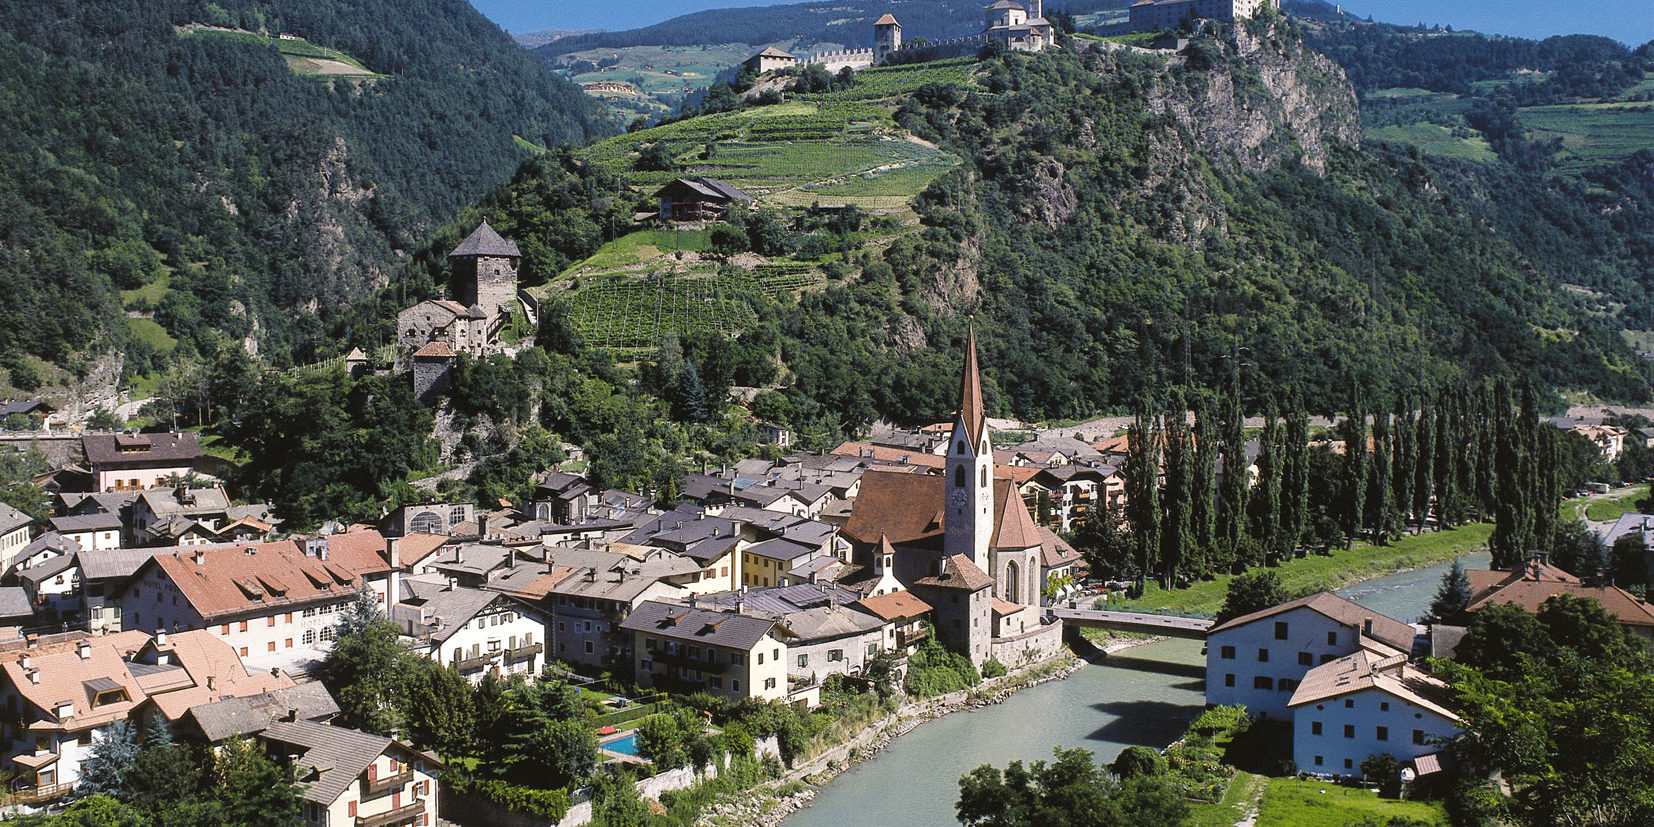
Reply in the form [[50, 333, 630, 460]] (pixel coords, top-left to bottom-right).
[[944, 326, 995, 569], [873, 14, 902, 64], [448, 220, 521, 327]]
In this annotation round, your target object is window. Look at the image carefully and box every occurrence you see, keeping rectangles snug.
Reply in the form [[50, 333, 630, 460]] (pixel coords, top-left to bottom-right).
[[1380, 702, 1389, 711], [1376, 726, 1388, 741], [1219, 645, 1235, 660], [764, 677, 777, 690], [797, 654, 808, 668], [1413, 730, 1426, 745], [1344, 759, 1353, 769], [641, 660, 652, 672], [240, 647, 248, 656], [1344, 698, 1354, 709], [267, 616, 276, 627], [954, 466, 965, 488], [828, 649, 843, 662], [285, 638, 292, 649], [1224, 673, 1235, 687], [774, 648, 781, 660], [1314, 755, 1323, 766], [730, 653, 743, 665], [1343, 725, 1354, 739], [450, 506, 466, 527], [1274, 621, 1288, 640], [321, 627, 335, 642], [1320, 653, 1335, 664], [239, 621, 249, 632], [1257, 648, 1269, 662], [1311, 721, 1322, 735], [584, 641, 594, 654], [267, 642, 276, 652], [1327, 631, 1337, 645], [730, 679, 739, 692], [1298, 652, 1312, 666], [303, 629, 316, 645], [1253, 676, 1273, 690], [1279, 679, 1298, 691], [221, 624, 230, 635]]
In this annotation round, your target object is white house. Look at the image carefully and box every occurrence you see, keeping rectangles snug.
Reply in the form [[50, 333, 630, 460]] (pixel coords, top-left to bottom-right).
[[48, 513, 123, 552], [260, 721, 440, 827], [394, 578, 549, 683], [1205, 592, 1416, 720], [1287, 649, 1461, 778], [0, 503, 33, 571], [621, 600, 793, 703]]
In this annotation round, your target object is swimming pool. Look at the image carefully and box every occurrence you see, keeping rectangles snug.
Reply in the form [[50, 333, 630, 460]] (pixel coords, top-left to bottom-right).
[[602, 732, 640, 756]]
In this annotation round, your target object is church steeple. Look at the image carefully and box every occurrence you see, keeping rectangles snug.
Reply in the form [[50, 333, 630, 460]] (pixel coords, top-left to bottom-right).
[[945, 323, 994, 569], [959, 325, 986, 447]]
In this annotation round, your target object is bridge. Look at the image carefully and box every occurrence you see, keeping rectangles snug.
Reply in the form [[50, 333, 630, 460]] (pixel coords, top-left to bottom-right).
[[1046, 607, 1212, 640]]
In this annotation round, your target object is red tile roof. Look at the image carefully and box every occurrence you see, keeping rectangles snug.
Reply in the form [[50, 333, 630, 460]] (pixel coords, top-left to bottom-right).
[[845, 469, 1044, 553], [914, 554, 995, 592], [1467, 579, 1654, 627], [140, 531, 391, 621], [855, 590, 933, 622], [412, 342, 455, 358]]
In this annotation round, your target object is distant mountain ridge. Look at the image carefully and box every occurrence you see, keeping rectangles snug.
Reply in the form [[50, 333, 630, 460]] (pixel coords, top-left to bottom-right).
[[0, 0, 614, 396]]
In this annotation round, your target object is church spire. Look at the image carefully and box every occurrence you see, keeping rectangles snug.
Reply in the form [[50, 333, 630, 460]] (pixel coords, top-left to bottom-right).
[[959, 323, 985, 445]]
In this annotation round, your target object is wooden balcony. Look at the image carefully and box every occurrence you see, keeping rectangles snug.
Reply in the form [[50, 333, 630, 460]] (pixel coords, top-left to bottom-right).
[[506, 641, 543, 662], [362, 766, 414, 798], [452, 651, 498, 672], [11, 781, 74, 805], [355, 800, 426, 827], [897, 627, 929, 648]]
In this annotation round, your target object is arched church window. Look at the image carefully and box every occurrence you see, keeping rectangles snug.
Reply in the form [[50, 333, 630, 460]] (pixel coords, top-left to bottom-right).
[[954, 466, 965, 488], [1005, 561, 1019, 602], [981, 466, 988, 486], [956, 440, 966, 455]]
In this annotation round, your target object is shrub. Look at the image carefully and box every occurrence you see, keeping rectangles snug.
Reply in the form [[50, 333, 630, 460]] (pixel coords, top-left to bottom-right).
[[442, 773, 571, 819], [981, 658, 1008, 679]]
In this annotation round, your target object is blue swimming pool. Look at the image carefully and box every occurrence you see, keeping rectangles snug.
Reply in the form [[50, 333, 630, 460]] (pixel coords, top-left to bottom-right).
[[603, 732, 640, 756]]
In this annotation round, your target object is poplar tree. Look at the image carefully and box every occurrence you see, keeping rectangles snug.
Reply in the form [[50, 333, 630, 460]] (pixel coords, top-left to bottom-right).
[[1160, 404, 1193, 589], [1191, 391, 1218, 564], [1392, 398, 1416, 533], [1339, 395, 1368, 549], [1412, 398, 1434, 533], [1491, 380, 1530, 569], [1217, 381, 1247, 571], [1249, 398, 1283, 559], [1124, 400, 1161, 590], [1367, 408, 1393, 544], [1433, 400, 1458, 529], [1281, 397, 1310, 557], [1531, 396, 1561, 553]]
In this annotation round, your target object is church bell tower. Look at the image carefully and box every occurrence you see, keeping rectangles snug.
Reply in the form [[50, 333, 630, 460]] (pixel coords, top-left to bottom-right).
[[944, 326, 995, 568]]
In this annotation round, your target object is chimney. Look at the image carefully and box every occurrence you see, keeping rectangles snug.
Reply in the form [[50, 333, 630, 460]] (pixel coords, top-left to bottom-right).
[[455, 548, 464, 565], [284, 707, 299, 722], [387, 537, 401, 568], [478, 514, 489, 539], [77, 640, 91, 660], [270, 667, 281, 679], [55, 699, 72, 719], [194, 550, 206, 566], [26, 669, 38, 685], [206, 675, 215, 691], [155, 630, 167, 646]]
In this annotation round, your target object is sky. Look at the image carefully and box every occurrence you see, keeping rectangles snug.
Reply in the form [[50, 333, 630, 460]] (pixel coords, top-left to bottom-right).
[[467, 0, 1653, 45]]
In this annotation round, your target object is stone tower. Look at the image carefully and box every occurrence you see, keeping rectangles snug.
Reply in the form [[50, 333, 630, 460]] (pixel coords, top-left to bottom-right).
[[874, 14, 902, 65], [411, 342, 455, 405], [944, 326, 994, 569], [449, 220, 521, 326]]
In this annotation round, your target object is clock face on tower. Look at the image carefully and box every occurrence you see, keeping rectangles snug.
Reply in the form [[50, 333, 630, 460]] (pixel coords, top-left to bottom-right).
[[950, 488, 968, 508]]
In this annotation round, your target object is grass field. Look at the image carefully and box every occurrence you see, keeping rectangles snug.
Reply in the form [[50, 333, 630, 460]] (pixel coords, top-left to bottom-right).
[[1519, 103, 1654, 173], [1190, 770, 1267, 827], [120, 271, 171, 309], [568, 229, 715, 273], [125, 317, 177, 354], [1582, 484, 1650, 522], [1099, 523, 1495, 618], [1255, 778, 1448, 826], [182, 27, 386, 79], [1366, 122, 1496, 162]]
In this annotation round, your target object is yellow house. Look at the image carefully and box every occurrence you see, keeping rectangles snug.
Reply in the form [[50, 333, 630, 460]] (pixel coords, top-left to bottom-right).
[[621, 601, 792, 703]]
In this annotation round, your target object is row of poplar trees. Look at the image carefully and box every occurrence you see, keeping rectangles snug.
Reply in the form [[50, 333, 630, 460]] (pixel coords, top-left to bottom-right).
[[1123, 379, 1561, 590]]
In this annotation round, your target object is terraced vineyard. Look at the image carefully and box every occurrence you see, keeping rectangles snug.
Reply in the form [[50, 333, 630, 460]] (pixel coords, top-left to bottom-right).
[[754, 262, 818, 294], [801, 57, 980, 101], [582, 101, 889, 171], [564, 272, 761, 353], [1519, 103, 1654, 174]]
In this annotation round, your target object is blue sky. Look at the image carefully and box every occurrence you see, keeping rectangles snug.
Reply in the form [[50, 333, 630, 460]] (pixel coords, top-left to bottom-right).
[[468, 0, 1652, 45]]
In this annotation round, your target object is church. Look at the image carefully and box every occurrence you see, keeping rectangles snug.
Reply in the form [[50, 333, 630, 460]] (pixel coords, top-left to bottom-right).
[[843, 328, 1062, 666]]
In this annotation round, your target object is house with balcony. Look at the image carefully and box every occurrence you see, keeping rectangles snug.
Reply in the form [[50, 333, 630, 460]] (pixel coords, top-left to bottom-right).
[[81, 432, 204, 493], [621, 600, 793, 703], [691, 585, 886, 686], [260, 720, 440, 827], [0, 503, 33, 572], [855, 590, 933, 654], [542, 547, 692, 672], [393, 578, 549, 683]]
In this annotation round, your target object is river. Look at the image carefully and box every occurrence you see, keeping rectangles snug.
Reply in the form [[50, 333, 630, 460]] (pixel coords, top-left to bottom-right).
[[783, 551, 1488, 827]]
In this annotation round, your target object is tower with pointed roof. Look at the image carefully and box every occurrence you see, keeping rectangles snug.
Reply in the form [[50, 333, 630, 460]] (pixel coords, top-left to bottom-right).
[[449, 220, 521, 330], [874, 14, 902, 64], [944, 327, 996, 571]]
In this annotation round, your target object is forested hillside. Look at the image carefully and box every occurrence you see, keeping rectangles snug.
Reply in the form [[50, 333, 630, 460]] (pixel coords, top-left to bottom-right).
[[0, 0, 611, 396]]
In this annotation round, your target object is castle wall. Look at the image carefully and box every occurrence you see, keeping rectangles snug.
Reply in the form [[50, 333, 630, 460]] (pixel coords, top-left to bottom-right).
[[412, 358, 452, 405], [805, 48, 877, 73]]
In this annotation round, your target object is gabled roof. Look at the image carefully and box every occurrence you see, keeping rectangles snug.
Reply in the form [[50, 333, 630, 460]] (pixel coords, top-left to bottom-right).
[[82, 432, 203, 470], [1036, 526, 1081, 568], [0, 631, 149, 732], [412, 342, 456, 359], [653, 177, 753, 203], [957, 327, 986, 446], [1287, 649, 1458, 723], [1467, 578, 1654, 627], [448, 220, 520, 258], [875, 13, 901, 25], [1207, 592, 1414, 652], [261, 721, 432, 805], [914, 554, 995, 592], [0, 586, 33, 618], [132, 531, 390, 621], [188, 682, 340, 742], [49, 512, 122, 533], [137, 629, 292, 721], [855, 590, 932, 622], [619, 600, 782, 650], [845, 470, 1041, 552], [0, 502, 31, 535], [395, 532, 450, 568], [753, 46, 797, 59]]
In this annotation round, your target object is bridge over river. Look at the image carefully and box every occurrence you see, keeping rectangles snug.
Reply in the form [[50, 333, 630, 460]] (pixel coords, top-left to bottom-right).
[[1046, 606, 1212, 639]]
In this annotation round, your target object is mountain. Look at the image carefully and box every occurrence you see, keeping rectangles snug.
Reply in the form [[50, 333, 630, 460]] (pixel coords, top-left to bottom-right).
[[367, 13, 1649, 446], [535, 0, 1128, 59], [0, 0, 613, 403]]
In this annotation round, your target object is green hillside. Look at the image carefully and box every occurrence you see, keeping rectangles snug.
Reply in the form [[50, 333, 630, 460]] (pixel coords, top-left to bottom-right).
[[0, 0, 612, 394]]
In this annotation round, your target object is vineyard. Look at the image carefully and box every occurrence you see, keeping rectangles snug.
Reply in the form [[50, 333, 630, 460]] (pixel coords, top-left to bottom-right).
[[564, 272, 762, 353], [800, 58, 980, 102], [581, 101, 890, 172]]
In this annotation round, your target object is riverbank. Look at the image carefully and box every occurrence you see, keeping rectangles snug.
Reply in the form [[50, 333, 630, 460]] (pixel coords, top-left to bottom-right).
[[695, 652, 1093, 827], [1107, 523, 1495, 617]]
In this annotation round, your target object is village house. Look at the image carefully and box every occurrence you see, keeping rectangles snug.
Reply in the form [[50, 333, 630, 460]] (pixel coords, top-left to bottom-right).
[[110, 531, 395, 670], [182, 681, 340, 744], [391, 533, 451, 574], [1566, 421, 1628, 462], [0, 629, 289, 802], [652, 177, 752, 222], [385, 502, 476, 537], [18, 558, 76, 622], [48, 512, 123, 552], [394, 577, 549, 683], [1463, 558, 1654, 647], [741, 46, 799, 74], [1205, 592, 1416, 720], [260, 720, 441, 827], [692, 584, 886, 687], [541, 547, 694, 673], [855, 590, 933, 654], [81, 432, 204, 493], [1288, 649, 1461, 779], [0, 503, 33, 572], [621, 600, 794, 704], [129, 486, 279, 547], [530, 472, 597, 524]]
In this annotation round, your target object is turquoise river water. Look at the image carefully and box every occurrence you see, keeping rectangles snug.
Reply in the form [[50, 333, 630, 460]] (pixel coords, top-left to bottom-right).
[[782, 551, 1490, 827]]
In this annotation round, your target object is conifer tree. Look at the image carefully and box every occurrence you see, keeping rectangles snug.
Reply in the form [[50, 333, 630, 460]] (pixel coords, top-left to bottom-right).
[[1366, 408, 1393, 544], [1248, 398, 1283, 559], [1124, 400, 1161, 590], [1491, 380, 1531, 568], [1433, 400, 1458, 528], [1217, 381, 1247, 570], [1160, 404, 1193, 589], [1339, 396, 1368, 549], [1392, 399, 1416, 533], [77, 720, 139, 799], [1428, 559, 1473, 622], [1191, 391, 1219, 562], [1281, 397, 1310, 557], [1412, 398, 1435, 533]]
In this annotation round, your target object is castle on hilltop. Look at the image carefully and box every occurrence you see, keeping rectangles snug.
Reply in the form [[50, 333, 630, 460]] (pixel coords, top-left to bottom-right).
[[743, 1, 1054, 76], [1127, 0, 1278, 33]]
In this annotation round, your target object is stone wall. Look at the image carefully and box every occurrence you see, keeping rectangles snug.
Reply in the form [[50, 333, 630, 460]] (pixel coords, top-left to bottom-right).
[[990, 620, 1066, 667]]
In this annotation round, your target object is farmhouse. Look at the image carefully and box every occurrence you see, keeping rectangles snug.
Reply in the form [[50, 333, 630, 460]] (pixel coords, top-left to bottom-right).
[[81, 432, 204, 493], [653, 177, 753, 221]]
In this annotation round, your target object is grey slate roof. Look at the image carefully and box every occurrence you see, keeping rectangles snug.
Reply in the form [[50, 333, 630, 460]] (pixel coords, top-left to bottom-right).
[[17, 554, 73, 586], [743, 538, 818, 563], [449, 220, 521, 258], [262, 720, 400, 805], [77, 547, 174, 580], [620, 601, 780, 650], [188, 682, 340, 742], [0, 401, 51, 416], [398, 582, 511, 645], [81, 432, 203, 469], [50, 512, 121, 532], [16, 532, 78, 561], [0, 503, 31, 536], [0, 586, 32, 619]]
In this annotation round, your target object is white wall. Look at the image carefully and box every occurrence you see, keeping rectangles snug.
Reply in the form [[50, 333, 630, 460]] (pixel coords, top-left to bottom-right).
[[1206, 606, 1365, 720], [1292, 687, 1460, 777]]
